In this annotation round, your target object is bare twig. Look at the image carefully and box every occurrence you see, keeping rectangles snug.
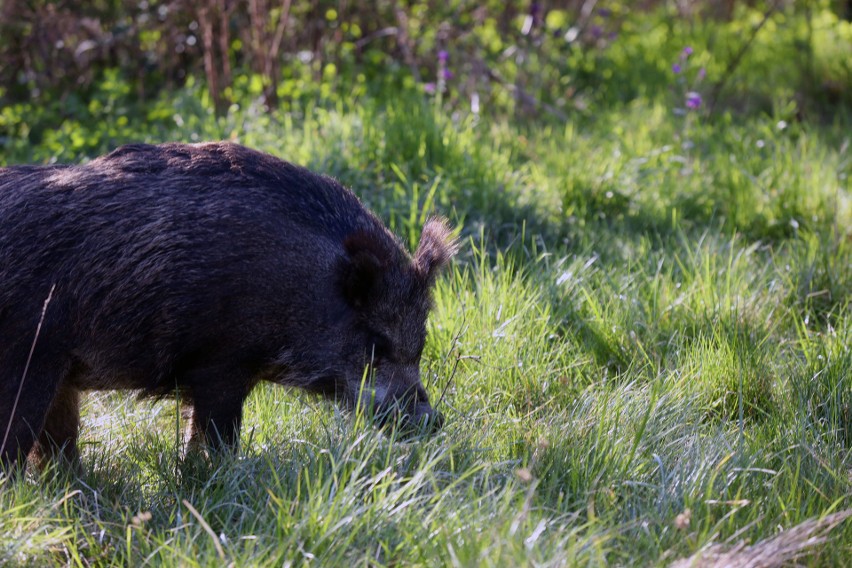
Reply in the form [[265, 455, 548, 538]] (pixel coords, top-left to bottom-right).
[[435, 291, 469, 411], [197, 2, 221, 114], [197, 0, 233, 115], [355, 27, 398, 50], [248, 0, 292, 108], [264, 0, 292, 105], [481, 61, 568, 122], [708, 0, 782, 113], [217, 0, 233, 99], [393, 4, 421, 84], [182, 499, 226, 561], [266, 0, 292, 75]]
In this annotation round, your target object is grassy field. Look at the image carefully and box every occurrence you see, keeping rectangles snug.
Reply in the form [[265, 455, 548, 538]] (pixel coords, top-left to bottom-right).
[[2, 6, 852, 567]]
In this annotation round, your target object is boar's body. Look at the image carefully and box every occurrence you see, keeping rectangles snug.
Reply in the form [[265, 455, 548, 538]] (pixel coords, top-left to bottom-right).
[[0, 142, 455, 468]]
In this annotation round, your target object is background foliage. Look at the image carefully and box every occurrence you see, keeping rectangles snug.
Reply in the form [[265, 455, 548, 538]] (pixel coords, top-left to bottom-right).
[[1, 0, 851, 158]]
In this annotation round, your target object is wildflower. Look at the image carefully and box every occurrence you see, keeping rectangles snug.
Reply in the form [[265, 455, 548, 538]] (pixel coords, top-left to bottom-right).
[[685, 91, 702, 109], [681, 46, 693, 58], [598, 8, 612, 17], [672, 63, 682, 74], [423, 82, 436, 94], [675, 509, 691, 530], [590, 25, 603, 39], [437, 50, 448, 63], [697, 67, 706, 81], [442, 69, 453, 80], [131, 511, 153, 526]]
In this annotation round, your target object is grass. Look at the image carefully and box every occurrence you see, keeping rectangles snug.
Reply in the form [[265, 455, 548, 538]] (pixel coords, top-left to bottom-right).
[[2, 15, 852, 567]]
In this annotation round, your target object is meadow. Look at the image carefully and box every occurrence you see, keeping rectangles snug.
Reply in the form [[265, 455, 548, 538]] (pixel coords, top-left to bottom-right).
[[1, 3, 851, 566]]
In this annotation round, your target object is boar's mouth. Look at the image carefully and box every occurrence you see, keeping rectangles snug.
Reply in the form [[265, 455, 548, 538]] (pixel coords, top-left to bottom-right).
[[363, 388, 445, 436], [376, 402, 444, 437], [299, 376, 444, 436]]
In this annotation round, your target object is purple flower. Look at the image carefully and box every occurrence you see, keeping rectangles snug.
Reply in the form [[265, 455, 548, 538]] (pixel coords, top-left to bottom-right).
[[598, 8, 612, 17], [442, 69, 453, 80], [681, 46, 693, 59], [590, 25, 603, 39], [672, 63, 682, 74], [423, 82, 436, 94], [685, 91, 702, 109], [697, 67, 706, 80], [438, 50, 448, 63]]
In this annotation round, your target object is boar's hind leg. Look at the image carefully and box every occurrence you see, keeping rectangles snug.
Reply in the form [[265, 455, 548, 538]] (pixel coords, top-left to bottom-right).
[[30, 383, 81, 470], [0, 349, 71, 470]]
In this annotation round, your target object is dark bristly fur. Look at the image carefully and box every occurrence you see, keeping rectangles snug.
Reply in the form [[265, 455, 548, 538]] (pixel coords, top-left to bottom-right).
[[0, 142, 458, 471]]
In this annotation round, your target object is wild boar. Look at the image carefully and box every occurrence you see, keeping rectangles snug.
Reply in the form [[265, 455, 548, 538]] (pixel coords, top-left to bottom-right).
[[0, 142, 457, 470]]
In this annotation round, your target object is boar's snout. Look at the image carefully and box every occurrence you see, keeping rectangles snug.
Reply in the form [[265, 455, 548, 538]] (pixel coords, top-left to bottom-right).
[[411, 402, 445, 433], [377, 400, 444, 436], [366, 381, 444, 436]]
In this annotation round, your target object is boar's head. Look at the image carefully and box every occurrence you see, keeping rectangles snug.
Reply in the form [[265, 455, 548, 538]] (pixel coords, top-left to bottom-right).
[[332, 217, 458, 434]]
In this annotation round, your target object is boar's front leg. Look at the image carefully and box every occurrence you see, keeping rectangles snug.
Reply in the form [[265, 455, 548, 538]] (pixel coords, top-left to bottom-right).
[[184, 364, 254, 452], [30, 383, 81, 470]]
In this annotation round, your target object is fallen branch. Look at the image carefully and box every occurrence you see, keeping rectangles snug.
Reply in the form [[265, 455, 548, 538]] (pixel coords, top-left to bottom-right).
[[670, 508, 852, 568]]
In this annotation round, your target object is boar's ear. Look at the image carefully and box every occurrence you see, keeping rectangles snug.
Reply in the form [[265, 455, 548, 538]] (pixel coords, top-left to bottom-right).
[[339, 230, 389, 308], [414, 217, 459, 285]]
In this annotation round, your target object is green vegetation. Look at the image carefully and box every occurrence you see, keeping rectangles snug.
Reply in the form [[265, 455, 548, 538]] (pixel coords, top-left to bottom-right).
[[2, 1, 851, 566]]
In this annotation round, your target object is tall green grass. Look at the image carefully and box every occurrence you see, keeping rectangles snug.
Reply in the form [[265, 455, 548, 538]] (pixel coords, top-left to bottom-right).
[[2, 28, 851, 568]]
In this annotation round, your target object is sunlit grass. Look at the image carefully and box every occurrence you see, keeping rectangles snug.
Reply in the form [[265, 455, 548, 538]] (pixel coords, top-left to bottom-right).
[[2, 68, 851, 568]]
